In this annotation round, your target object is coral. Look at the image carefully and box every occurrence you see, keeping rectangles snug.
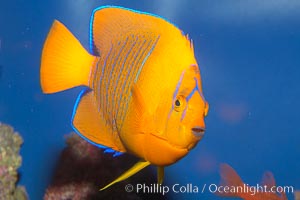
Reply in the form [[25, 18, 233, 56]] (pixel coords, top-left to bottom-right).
[[0, 122, 28, 200], [44, 133, 166, 200], [44, 183, 95, 200]]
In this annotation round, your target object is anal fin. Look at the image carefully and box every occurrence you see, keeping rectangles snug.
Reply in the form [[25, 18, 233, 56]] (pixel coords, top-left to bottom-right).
[[72, 89, 126, 153]]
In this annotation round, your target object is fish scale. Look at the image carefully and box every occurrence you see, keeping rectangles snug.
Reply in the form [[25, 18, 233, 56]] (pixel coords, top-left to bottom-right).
[[95, 43, 113, 113], [99, 43, 115, 119], [93, 33, 159, 131], [105, 38, 128, 120], [116, 38, 149, 125], [109, 36, 133, 127], [118, 36, 159, 129], [111, 35, 138, 128], [103, 41, 120, 123], [92, 40, 115, 118], [113, 35, 146, 128]]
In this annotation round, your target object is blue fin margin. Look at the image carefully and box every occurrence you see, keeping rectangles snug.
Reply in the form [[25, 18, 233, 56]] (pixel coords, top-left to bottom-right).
[[88, 5, 181, 55]]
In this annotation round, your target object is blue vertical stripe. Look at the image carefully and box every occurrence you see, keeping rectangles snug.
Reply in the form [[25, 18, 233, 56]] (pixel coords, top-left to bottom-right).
[[119, 35, 160, 128], [112, 35, 139, 127], [105, 37, 129, 122], [117, 38, 152, 125], [134, 36, 160, 83], [91, 32, 160, 131], [102, 43, 119, 122], [97, 44, 113, 113], [109, 37, 131, 120], [115, 38, 148, 124]]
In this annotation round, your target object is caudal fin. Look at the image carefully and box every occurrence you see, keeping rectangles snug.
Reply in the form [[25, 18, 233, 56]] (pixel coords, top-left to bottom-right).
[[40, 20, 95, 94]]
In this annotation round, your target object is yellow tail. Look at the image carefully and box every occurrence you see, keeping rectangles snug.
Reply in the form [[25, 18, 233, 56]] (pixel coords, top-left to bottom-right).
[[40, 20, 95, 94]]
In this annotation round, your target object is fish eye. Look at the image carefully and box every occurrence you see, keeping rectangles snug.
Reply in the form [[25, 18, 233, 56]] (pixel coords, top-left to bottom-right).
[[174, 95, 186, 112]]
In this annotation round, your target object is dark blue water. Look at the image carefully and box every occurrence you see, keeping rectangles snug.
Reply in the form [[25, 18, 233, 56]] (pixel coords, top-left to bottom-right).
[[1, 0, 299, 199]]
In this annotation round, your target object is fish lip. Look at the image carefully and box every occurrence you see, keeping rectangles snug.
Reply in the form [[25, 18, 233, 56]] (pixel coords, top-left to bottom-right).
[[191, 126, 205, 137]]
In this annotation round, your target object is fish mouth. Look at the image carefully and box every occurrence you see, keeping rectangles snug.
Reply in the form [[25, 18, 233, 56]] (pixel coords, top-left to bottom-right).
[[191, 126, 205, 138]]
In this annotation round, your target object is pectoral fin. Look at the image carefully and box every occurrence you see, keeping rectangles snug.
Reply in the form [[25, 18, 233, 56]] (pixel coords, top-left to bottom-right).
[[130, 84, 155, 131], [100, 160, 151, 191], [157, 166, 164, 184], [131, 84, 149, 119]]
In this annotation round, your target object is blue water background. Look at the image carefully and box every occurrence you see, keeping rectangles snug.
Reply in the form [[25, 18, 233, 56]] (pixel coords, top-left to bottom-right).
[[1, 0, 299, 199]]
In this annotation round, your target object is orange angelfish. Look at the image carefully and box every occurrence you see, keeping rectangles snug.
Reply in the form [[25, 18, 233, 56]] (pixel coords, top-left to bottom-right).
[[218, 163, 288, 200], [40, 6, 209, 190]]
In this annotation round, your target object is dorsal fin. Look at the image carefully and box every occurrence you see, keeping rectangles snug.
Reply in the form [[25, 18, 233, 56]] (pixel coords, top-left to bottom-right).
[[89, 6, 180, 55]]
